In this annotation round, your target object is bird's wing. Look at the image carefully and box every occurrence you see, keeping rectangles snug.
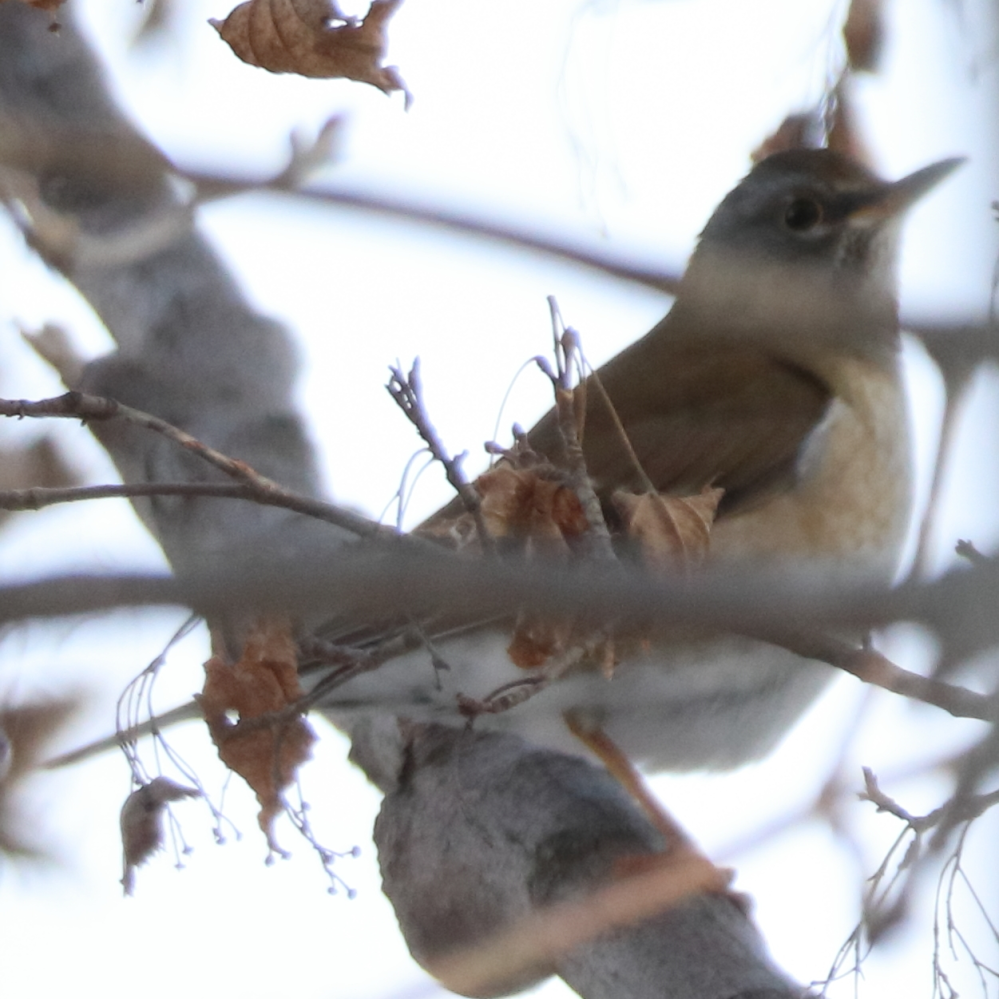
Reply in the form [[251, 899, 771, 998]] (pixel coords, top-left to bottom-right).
[[302, 331, 832, 672], [527, 332, 832, 516]]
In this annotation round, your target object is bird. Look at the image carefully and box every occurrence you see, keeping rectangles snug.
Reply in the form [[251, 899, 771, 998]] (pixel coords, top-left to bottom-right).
[[306, 147, 962, 776], [50, 148, 960, 780]]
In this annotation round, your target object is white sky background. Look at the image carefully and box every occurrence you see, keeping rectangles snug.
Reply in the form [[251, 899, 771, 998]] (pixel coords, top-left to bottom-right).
[[0, 1, 997, 998]]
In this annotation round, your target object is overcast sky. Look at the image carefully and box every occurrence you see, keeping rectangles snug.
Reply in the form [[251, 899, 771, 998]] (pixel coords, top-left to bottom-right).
[[0, 1, 997, 997]]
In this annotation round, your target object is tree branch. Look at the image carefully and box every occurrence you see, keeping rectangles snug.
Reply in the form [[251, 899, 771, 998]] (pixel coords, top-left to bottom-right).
[[0, 392, 392, 542], [2, 552, 996, 723]]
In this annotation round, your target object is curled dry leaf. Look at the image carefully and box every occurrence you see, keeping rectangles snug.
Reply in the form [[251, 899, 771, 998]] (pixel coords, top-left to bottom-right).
[[419, 446, 593, 669], [751, 102, 870, 171], [506, 611, 577, 670], [0, 696, 78, 857], [420, 443, 720, 670], [120, 777, 200, 896], [612, 486, 723, 572], [211, 0, 412, 107], [477, 463, 589, 554], [842, 0, 885, 74], [200, 616, 316, 853], [418, 440, 588, 556]]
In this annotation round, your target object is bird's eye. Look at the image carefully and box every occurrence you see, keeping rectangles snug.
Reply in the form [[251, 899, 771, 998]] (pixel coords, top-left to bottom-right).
[[783, 198, 823, 231]]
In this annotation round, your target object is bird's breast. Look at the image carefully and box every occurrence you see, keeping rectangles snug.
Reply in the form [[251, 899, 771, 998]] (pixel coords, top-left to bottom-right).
[[708, 354, 912, 582]]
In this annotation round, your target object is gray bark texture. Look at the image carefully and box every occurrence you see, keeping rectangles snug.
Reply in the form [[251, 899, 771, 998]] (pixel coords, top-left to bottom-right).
[[0, 6, 800, 997]]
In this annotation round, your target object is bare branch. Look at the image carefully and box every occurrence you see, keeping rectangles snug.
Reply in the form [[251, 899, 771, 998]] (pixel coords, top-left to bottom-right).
[[548, 306, 616, 562], [385, 360, 493, 551], [767, 629, 996, 722], [185, 168, 685, 297], [1, 391, 281, 488], [0, 392, 395, 542], [1, 551, 996, 722], [861, 768, 999, 834]]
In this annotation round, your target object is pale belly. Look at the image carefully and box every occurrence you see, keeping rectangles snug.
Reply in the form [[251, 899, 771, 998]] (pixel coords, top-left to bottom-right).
[[319, 626, 832, 773]]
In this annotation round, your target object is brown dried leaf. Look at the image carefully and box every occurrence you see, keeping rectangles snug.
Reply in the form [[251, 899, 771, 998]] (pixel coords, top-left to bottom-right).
[[417, 446, 589, 558], [211, 0, 412, 106], [120, 777, 199, 896], [506, 612, 576, 670], [0, 696, 78, 857], [477, 463, 588, 551], [417, 455, 589, 668], [842, 0, 885, 74], [612, 486, 723, 571], [200, 617, 316, 851]]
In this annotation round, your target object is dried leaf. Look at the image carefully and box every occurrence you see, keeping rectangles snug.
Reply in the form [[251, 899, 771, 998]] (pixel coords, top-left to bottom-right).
[[120, 777, 199, 896], [200, 617, 316, 852], [0, 696, 78, 857], [842, 0, 885, 74], [751, 94, 872, 167], [612, 486, 723, 572], [419, 437, 589, 557], [416, 455, 589, 668], [506, 612, 576, 670], [211, 0, 412, 107], [477, 463, 588, 551]]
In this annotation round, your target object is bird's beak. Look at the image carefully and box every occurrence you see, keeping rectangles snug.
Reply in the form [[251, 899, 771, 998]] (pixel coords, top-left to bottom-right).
[[849, 156, 965, 223]]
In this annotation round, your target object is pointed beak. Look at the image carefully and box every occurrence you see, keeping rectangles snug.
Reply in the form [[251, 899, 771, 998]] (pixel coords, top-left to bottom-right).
[[848, 156, 965, 223]]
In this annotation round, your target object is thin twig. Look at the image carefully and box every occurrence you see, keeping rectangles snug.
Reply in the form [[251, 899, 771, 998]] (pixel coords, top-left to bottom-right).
[[1, 391, 277, 487], [457, 643, 587, 718], [0, 392, 397, 542], [0, 113, 684, 293], [547, 300, 616, 561], [297, 630, 422, 708], [768, 630, 997, 722], [386, 360, 495, 553], [1, 553, 997, 724], [929, 726, 999, 852], [184, 168, 683, 298], [861, 766, 999, 836], [574, 339, 659, 499]]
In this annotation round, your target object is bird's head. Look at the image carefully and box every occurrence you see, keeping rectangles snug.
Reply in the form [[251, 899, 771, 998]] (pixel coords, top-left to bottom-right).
[[678, 148, 964, 365]]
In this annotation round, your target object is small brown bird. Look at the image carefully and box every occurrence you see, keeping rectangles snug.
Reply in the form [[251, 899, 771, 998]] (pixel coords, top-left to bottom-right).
[[325, 149, 963, 771], [528, 149, 961, 576], [49, 148, 962, 779]]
